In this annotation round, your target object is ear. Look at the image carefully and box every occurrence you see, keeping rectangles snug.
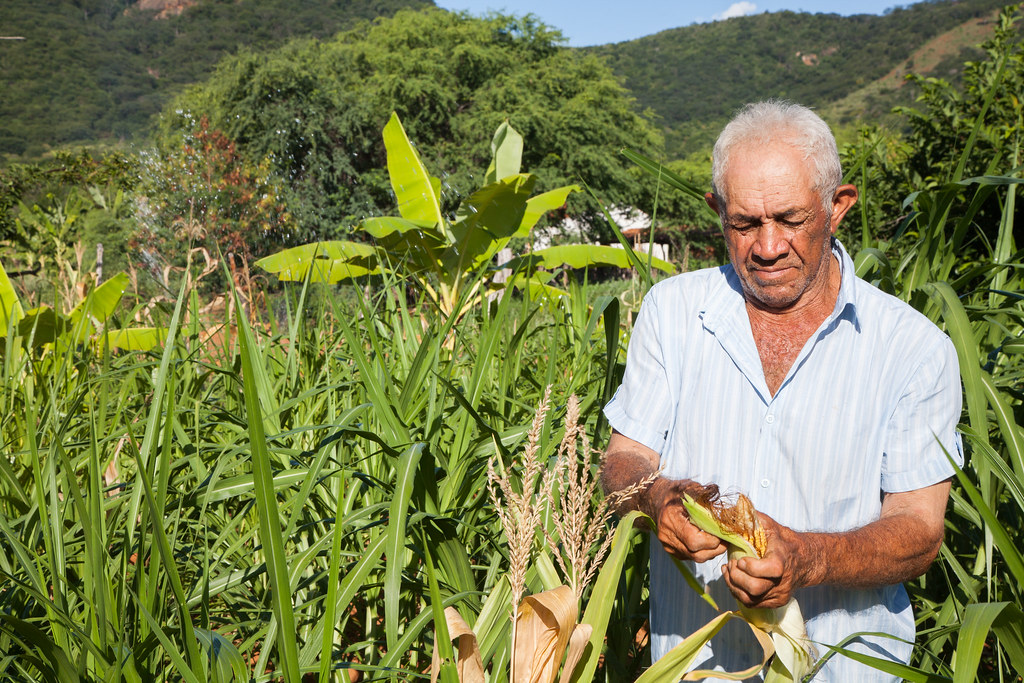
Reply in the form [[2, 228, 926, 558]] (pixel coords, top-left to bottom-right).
[[704, 192, 721, 216], [829, 184, 859, 233]]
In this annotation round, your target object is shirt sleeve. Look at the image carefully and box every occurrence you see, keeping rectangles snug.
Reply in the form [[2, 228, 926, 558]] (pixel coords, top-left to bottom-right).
[[603, 288, 674, 454], [881, 334, 964, 492]]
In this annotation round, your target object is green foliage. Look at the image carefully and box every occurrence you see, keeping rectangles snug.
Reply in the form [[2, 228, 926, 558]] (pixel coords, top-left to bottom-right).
[[0, 0, 429, 158], [1, 0, 1015, 174], [257, 114, 672, 322], [0, 253, 633, 680], [1, 5, 1022, 681], [842, 4, 1023, 249], [837, 11, 1024, 678], [0, 151, 140, 308], [0, 258, 162, 352], [134, 115, 293, 292], [160, 8, 664, 241], [593, 0, 1011, 157]]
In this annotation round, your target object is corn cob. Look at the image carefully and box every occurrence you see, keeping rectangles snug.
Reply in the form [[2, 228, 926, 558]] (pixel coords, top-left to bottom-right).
[[681, 484, 815, 682], [682, 484, 767, 559]]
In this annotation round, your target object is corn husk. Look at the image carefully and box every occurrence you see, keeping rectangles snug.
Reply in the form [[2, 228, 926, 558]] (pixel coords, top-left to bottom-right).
[[557, 623, 592, 683], [681, 493, 816, 682]]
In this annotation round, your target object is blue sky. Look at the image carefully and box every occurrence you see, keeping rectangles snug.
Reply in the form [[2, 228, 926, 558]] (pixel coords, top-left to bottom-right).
[[433, 1, 908, 46]]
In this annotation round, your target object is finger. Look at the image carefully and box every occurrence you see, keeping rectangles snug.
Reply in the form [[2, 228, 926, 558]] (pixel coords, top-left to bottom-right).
[[687, 531, 723, 552], [722, 565, 757, 605], [690, 545, 726, 563], [733, 555, 784, 582], [724, 561, 776, 599]]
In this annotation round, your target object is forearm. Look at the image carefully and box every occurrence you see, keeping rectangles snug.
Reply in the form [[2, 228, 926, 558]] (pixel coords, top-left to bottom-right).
[[788, 481, 951, 590], [600, 448, 662, 519], [789, 512, 944, 590]]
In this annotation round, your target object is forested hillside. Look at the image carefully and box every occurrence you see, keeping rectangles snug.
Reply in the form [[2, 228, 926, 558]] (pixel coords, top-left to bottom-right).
[[0, 0, 1015, 161], [591, 0, 1010, 156], [0, 0, 430, 157]]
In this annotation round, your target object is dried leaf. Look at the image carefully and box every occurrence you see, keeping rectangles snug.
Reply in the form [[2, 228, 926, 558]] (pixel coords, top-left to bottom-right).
[[557, 623, 593, 683], [430, 607, 484, 683], [514, 585, 578, 683]]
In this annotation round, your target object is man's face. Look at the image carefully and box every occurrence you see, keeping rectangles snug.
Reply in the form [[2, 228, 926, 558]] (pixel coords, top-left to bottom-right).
[[706, 142, 850, 312]]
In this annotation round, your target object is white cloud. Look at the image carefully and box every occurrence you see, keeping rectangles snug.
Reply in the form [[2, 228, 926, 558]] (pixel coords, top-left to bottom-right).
[[713, 1, 758, 20]]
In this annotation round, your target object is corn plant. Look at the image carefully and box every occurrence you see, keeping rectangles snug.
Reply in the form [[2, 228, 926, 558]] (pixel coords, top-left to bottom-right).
[[837, 13, 1024, 677], [0, 233, 635, 682]]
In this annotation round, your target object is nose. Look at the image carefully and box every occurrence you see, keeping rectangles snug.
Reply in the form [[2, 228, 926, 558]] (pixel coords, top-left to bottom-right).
[[752, 222, 790, 263]]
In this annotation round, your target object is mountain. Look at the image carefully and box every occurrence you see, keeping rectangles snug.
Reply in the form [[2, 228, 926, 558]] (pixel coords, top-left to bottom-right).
[[0, 0, 1014, 161], [588, 0, 1010, 156], [0, 0, 432, 157]]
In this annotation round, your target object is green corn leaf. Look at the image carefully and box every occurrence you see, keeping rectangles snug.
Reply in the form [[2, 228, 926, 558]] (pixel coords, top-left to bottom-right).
[[621, 147, 716, 209], [424, 536, 460, 683], [952, 602, 1024, 683], [0, 614, 80, 683], [816, 642, 950, 682], [571, 510, 643, 683], [236, 301, 301, 683], [633, 611, 739, 683], [306, 532, 387, 670], [385, 442, 426, 653], [128, 591, 203, 683], [681, 493, 758, 558], [922, 282, 987, 445], [948, 452, 1024, 589], [195, 628, 248, 683], [980, 373, 1024, 478]]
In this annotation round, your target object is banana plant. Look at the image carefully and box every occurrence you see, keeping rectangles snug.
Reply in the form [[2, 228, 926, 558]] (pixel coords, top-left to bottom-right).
[[257, 113, 672, 321], [0, 259, 163, 351]]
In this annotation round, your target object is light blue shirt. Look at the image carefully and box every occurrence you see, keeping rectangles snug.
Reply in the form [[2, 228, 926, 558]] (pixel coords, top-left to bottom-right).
[[604, 240, 963, 681]]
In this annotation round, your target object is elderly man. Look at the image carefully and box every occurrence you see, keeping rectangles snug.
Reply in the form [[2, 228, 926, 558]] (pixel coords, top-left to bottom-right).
[[601, 100, 962, 680]]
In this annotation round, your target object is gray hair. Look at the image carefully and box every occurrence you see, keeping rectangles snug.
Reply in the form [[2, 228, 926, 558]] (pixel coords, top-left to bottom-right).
[[710, 100, 842, 217]]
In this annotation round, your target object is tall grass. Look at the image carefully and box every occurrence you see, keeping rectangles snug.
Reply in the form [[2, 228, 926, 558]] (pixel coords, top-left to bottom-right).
[[842, 23, 1024, 673], [0, 263, 629, 681]]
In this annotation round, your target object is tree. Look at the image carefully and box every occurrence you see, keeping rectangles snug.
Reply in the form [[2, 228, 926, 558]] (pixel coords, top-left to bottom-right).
[[158, 8, 664, 243], [135, 115, 292, 293], [842, 4, 1024, 247]]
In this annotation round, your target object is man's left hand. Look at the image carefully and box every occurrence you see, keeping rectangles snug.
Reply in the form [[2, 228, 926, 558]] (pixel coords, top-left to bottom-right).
[[720, 480, 952, 608], [721, 513, 806, 609]]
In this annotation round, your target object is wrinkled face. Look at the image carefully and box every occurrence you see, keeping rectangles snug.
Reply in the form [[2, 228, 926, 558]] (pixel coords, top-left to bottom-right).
[[710, 142, 837, 312]]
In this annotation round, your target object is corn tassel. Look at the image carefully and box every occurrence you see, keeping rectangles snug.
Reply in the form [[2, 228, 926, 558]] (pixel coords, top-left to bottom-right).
[[682, 490, 816, 682]]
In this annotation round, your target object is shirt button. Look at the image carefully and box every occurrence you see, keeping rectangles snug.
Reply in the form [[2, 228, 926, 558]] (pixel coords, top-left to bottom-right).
[[760, 478, 770, 488], [765, 414, 775, 424]]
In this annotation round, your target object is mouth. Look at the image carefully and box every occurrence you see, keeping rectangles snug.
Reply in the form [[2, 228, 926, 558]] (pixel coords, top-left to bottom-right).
[[750, 266, 794, 281]]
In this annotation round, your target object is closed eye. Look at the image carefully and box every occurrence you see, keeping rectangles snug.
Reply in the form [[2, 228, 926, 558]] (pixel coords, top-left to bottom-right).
[[726, 222, 758, 233]]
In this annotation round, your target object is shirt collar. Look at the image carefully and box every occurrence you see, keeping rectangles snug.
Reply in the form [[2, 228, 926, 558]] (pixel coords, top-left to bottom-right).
[[829, 237, 860, 331], [699, 237, 860, 332]]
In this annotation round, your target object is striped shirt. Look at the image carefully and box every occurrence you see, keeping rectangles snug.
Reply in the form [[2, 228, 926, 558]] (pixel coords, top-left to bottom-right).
[[604, 239, 963, 681]]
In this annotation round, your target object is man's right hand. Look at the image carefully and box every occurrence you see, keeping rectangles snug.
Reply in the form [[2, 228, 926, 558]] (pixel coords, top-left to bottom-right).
[[601, 430, 726, 563], [646, 478, 727, 563]]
